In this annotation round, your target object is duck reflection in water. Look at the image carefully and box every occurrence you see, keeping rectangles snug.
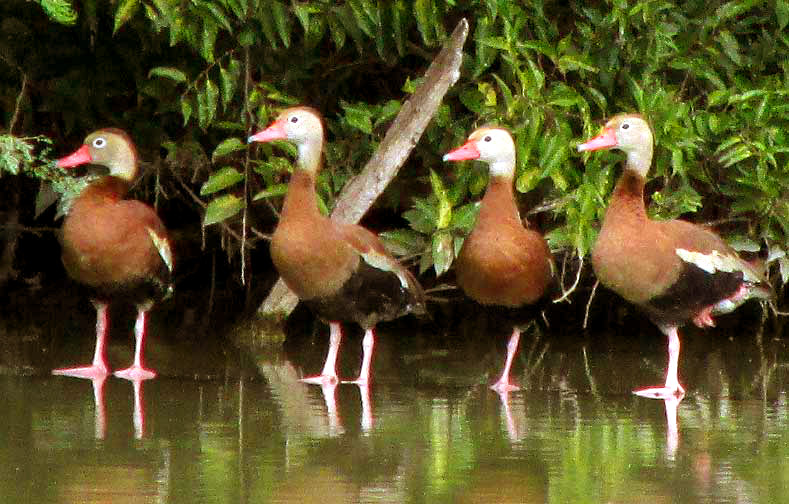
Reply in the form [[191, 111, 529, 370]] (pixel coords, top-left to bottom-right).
[[71, 375, 150, 440], [257, 355, 374, 437], [663, 394, 682, 460]]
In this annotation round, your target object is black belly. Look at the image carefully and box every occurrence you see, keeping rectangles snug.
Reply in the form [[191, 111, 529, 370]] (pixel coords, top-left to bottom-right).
[[642, 261, 743, 328], [303, 261, 412, 329]]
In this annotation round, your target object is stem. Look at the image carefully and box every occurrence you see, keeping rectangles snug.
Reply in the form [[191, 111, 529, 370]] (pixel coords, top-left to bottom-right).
[[553, 254, 584, 303], [241, 45, 251, 286], [9, 73, 28, 135]]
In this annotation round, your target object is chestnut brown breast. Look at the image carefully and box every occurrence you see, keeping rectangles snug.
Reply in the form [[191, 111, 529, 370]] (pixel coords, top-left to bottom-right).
[[455, 177, 553, 307], [61, 177, 170, 294], [269, 170, 358, 300]]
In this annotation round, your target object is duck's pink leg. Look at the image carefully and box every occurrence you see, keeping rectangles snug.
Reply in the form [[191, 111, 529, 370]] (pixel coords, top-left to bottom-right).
[[344, 328, 375, 386], [301, 322, 342, 385], [52, 301, 111, 379], [634, 326, 686, 400], [490, 328, 521, 393], [114, 308, 156, 381]]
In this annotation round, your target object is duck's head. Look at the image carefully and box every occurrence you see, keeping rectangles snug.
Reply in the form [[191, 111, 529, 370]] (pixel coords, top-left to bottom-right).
[[57, 128, 138, 182], [578, 114, 654, 177], [248, 107, 324, 173], [443, 127, 516, 178]]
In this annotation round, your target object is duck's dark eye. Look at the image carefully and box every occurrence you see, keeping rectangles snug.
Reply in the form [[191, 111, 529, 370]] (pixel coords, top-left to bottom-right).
[[290, 116, 299, 123], [621, 123, 630, 130], [483, 135, 492, 142], [92, 137, 106, 148]]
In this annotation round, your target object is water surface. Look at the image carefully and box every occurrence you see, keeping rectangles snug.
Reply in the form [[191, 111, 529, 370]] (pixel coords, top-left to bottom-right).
[[2, 320, 788, 503]]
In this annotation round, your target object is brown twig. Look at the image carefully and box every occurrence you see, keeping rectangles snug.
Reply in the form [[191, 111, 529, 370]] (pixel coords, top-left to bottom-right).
[[9, 73, 28, 135], [583, 279, 599, 330], [553, 254, 583, 303]]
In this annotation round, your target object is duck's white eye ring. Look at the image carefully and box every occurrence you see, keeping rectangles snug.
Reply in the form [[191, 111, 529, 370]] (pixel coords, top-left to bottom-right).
[[92, 137, 107, 148]]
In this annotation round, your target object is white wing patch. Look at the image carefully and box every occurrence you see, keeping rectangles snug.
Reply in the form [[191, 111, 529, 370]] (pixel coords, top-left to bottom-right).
[[361, 251, 409, 289], [147, 227, 174, 273], [675, 248, 757, 281]]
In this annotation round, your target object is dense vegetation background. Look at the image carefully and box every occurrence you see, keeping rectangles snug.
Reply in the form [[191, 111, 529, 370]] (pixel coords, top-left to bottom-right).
[[1, 0, 787, 328]]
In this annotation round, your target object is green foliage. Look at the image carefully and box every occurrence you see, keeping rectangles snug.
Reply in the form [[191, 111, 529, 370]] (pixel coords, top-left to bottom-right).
[[37, 0, 78, 25], [0, 135, 39, 177], [0, 134, 89, 217], [381, 0, 789, 286], [3, 0, 788, 293]]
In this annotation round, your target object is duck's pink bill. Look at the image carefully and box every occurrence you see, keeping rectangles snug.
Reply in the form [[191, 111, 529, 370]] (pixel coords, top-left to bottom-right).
[[57, 144, 92, 168], [577, 127, 617, 152], [443, 140, 480, 161], [248, 120, 287, 143]]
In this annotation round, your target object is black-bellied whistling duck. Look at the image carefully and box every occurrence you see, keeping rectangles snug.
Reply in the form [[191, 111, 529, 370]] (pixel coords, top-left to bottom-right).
[[578, 113, 772, 399], [248, 106, 425, 386], [54, 129, 174, 381], [444, 127, 555, 393]]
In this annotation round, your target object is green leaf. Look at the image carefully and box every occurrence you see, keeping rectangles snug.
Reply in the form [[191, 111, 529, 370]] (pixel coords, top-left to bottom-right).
[[211, 138, 246, 161], [149, 66, 188, 83], [238, 28, 257, 47], [200, 167, 245, 195], [374, 100, 401, 127], [432, 230, 453, 277], [272, 0, 291, 48], [198, 79, 219, 128], [778, 0, 789, 30], [180, 97, 193, 126], [253, 183, 289, 201], [259, 5, 279, 48], [404, 206, 436, 234], [40, 0, 78, 25], [202, 2, 233, 32], [293, 4, 310, 33], [201, 21, 218, 61], [718, 144, 753, 168], [459, 88, 485, 114], [219, 61, 239, 108], [521, 40, 557, 60], [480, 36, 511, 51], [717, 30, 741, 65], [516, 167, 541, 193], [557, 55, 598, 74], [391, 0, 406, 56], [491, 74, 514, 114], [413, 0, 434, 46], [343, 104, 373, 134], [379, 229, 426, 257], [113, 0, 140, 34], [449, 202, 479, 234], [203, 194, 244, 226], [429, 169, 452, 229]]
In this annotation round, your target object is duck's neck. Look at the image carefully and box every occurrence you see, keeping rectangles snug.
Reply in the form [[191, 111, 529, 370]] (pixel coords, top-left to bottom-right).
[[605, 169, 647, 224], [478, 175, 521, 226], [280, 137, 325, 223], [280, 169, 323, 224], [83, 176, 130, 200], [624, 140, 653, 179], [297, 136, 323, 176]]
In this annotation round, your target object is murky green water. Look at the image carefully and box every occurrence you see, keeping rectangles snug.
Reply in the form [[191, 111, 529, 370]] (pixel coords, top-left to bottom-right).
[[2, 321, 789, 503]]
